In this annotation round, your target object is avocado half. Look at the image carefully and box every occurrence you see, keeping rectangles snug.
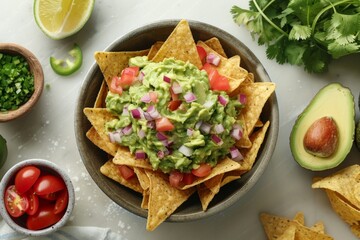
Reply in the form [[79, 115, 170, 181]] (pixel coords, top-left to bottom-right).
[[290, 83, 355, 171]]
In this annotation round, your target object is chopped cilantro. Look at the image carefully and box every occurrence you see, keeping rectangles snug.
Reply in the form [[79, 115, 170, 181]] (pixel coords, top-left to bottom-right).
[[0, 53, 35, 111], [231, 0, 360, 73]]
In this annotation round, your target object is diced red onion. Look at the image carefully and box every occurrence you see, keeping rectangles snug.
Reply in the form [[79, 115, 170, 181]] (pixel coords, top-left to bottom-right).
[[178, 145, 193, 157], [230, 127, 243, 140], [203, 100, 215, 109], [183, 92, 197, 103], [206, 53, 221, 66], [161, 139, 173, 147], [214, 124, 224, 134], [122, 125, 133, 135], [218, 95, 228, 106], [187, 128, 194, 136], [147, 121, 155, 129], [138, 129, 145, 139], [195, 121, 203, 129], [230, 146, 244, 162], [156, 132, 168, 141], [137, 71, 145, 81], [163, 75, 171, 83], [200, 122, 211, 134], [122, 106, 129, 116], [131, 108, 141, 119], [141, 93, 152, 103], [147, 105, 161, 119], [211, 134, 223, 145], [135, 150, 147, 159], [157, 150, 165, 159], [171, 82, 182, 94], [108, 131, 122, 143], [239, 94, 247, 105]]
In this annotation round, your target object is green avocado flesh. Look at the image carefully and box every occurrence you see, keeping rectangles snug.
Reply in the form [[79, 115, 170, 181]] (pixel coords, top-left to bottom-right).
[[290, 83, 355, 171]]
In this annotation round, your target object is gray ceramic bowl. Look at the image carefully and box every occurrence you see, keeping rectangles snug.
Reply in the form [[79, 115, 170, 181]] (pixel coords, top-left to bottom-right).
[[75, 19, 279, 222], [0, 159, 75, 236]]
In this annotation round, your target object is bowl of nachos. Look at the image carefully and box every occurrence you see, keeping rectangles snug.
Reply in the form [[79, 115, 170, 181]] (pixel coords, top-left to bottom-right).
[[75, 19, 279, 231]]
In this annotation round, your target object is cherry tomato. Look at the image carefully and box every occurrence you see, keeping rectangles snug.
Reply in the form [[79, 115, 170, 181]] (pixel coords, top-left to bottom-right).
[[38, 192, 58, 201], [25, 190, 39, 216], [15, 166, 40, 195], [33, 175, 66, 196], [155, 117, 175, 132], [4, 185, 29, 217], [54, 189, 69, 214], [168, 100, 182, 111], [118, 165, 135, 180], [202, 63, 230, 92], [191, 163, 212, 177], [110, 76, 123, 95], [196, 46, 207, 64], [182, 173, 196, 185], [26, 202, 63, 230], [169, 171, 183, 188]]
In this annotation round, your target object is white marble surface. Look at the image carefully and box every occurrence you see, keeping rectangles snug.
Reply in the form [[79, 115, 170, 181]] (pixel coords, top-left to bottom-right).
[[1, 1, 360, 239]]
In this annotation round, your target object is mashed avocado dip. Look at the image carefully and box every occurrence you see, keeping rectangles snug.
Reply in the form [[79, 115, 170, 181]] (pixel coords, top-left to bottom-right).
[[105, 56, 244, 173]]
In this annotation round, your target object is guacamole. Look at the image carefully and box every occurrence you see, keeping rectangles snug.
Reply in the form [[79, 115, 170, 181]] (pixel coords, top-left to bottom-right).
[[105, 56, 244, 173]]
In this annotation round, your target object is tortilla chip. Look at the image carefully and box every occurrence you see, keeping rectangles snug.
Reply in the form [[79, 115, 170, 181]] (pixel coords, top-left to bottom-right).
[[112, 147, 152, 169], [145, 170, 195, 231], [100, 160, 143, 193], [197, 184, 215, 211], [141, 191, 149, 209], [239, 121, 270, 171], [237, 82, 275, 135], [220, 171, 241, 187], [134, 167, 150, 191], [277, 225, 297, 240], [351, 224, 360, 238], [293, 212, 305, 225], [312, 164, 360, 208], [204, 37, 227, 57], [94, 80, 108, 108], [94, 50, 149, 87], [326, 189, 360, 225], [86, 127, 114, 156], [151, 19, 202, 69], [181, 157, 241, 189], [148, 41, 164, 60], [255, 119, 264, 127], [83, 108, 119, 156], [311, 221, 326, 234], [235, 114, 252, 149]]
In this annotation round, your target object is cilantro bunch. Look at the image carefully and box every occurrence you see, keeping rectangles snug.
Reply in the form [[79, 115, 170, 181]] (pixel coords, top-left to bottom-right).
[[231, 0, 360, 73]]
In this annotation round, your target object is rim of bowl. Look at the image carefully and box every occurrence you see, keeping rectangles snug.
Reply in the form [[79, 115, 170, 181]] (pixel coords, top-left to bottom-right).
[[75, 19, 279, 222], [0, 43, 44, 122], [0, 159, 75, 236]]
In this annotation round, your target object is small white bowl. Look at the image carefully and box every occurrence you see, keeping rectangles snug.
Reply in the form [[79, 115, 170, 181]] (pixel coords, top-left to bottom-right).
[[0, 159, 75, 237]]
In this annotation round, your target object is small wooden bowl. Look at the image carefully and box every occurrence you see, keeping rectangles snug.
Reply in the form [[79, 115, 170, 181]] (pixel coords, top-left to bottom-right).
[[0, 43, 44, 122]]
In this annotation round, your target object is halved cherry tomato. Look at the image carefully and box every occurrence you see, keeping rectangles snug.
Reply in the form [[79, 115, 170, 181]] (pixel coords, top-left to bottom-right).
[[26, 202, 63, 230], [191, 163, 212, 178], [182, 173, 196, 185], [119, 66, 139, 87], [15, 166, 40, 195], [168, 100, 182, 111], [110, 76, 123, 95], [196, 46, 207, 64], [25, 190, 39, 216], [155, 117, 175, 131], [118, 165, 135, 180], [4, 185, 29, 217], [169, 171, 183, 188], [33, 175, 66, 196], [54, 189, 68, 214]]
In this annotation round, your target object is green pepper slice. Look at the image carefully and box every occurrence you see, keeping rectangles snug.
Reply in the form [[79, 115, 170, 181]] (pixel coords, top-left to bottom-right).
[[50, 44, 82, 76]]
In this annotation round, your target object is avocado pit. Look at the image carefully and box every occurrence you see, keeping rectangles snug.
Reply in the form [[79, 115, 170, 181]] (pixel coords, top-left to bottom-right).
[[303, 116, 338, 158]]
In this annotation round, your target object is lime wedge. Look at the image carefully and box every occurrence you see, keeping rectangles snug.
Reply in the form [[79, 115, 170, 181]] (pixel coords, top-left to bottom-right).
[[33, 0, 95, 40]]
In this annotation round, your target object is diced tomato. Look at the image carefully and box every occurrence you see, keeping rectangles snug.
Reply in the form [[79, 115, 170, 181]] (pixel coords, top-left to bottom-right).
[[169, 171, 183, 188], [169, 87, 179, 100], [191, 163, 212, 178], [202, 63, 230, 92], [149, 91, 158, 103], [168, 100, 182, 111], [110, 76, 123, 95], [196, 46, 207, 64], [182, 173, 196, 185], [119, 66, 139, 87], [155, 117, 175, 131], [26, 191, 39, 216], [4, 185, 29, 217], [54, 189, 68, 214], [118, 165, 135, 180]]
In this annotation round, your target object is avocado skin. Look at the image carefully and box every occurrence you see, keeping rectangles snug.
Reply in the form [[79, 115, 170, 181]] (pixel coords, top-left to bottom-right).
[[290, 83, 355, 171], [356, 121, 360, 150], [0, 134, 7, 169]]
